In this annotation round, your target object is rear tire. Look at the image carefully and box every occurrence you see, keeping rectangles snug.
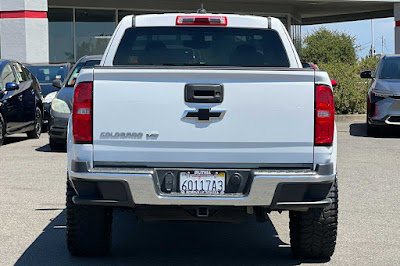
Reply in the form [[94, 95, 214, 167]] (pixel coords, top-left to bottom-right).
[[49, 137, 65, 151], [66, 179, 113, 256], [289, 180, 338, 259], [0, 114, 5, 147], [27, 107, 42, 139]]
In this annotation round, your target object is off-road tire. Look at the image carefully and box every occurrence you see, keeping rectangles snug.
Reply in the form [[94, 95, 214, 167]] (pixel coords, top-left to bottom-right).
[[27, 107, 42, 139], [0, 113, 5, 147], [66, 179, 113, 256], [49, 137, 65, 151], [289, 179, 338, 259]]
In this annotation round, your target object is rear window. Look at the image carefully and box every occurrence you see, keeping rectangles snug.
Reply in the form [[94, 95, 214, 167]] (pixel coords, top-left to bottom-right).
[[113, 27, 290, 67], [66, 60, 100, 87], [379, 57, 400, 79], [27, 65, 68, 83]]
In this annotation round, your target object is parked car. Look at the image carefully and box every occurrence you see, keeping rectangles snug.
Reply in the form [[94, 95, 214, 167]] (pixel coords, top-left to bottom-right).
[[361, 55, 400, 136], [48, 56, 101, 150], [26, 63, 71, 125], [302, 62, 319, 70], [66, 13, 338, 259], [0, 60, 43, 146], [303, 62, 338, 87]]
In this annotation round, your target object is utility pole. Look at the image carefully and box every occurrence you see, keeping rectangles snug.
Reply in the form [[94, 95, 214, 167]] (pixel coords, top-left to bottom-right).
[[381, 36, 385, 54], [370, 19, 375, 57]]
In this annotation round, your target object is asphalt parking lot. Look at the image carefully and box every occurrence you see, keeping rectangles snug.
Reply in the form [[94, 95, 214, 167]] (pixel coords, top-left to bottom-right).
[[1, 119, 399, 265]]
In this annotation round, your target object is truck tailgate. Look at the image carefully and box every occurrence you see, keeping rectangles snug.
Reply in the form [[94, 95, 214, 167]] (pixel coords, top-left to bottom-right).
[[92, 68, 315, 167]]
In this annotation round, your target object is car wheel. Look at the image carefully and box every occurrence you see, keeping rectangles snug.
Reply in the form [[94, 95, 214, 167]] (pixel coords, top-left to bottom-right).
[[289, 179, 338, 259], [49, 137, 66, 151], [27, 107, 42, 139], [0, 114, 5, 147], [66, 179, 113, 256]]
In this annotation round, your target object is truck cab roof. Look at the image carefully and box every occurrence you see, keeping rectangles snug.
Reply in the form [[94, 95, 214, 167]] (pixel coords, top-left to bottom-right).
[[127, 13, 284, 29], [101, 13, 301, 67]]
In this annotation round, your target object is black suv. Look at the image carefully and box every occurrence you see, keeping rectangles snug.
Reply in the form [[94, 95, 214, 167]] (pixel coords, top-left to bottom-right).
[[361, 55, 400, 136]]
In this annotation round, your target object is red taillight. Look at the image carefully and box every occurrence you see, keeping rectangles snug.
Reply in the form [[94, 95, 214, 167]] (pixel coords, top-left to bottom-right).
[[73, 82, 93, 143], [176, 16, 227, 26], [315, 84, 335, 146], [367, 95, 372, 116]]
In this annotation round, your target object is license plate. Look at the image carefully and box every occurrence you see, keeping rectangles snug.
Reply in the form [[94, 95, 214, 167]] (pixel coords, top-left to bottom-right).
[[179, 170, 225, 195]]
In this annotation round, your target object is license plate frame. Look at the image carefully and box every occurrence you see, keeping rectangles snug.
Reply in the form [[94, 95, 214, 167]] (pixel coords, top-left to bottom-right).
[[179, 170, 226, 195]]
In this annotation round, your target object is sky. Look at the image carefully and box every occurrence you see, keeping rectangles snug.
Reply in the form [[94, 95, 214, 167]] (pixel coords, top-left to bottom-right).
[[302, 17, 395, 59]]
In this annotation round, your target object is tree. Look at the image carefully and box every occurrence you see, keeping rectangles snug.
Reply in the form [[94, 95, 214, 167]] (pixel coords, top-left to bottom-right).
[[319, 62, 363, 114], [301, 28, 380, 114], [302, 28, 357, 65], [318, 55, 381, 114], [357, 54, 381, 74]]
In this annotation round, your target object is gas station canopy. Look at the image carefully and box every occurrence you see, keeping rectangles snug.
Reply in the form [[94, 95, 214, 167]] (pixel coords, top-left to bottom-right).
[[1, 0, 399, 63], [48, 0, 397, 24]]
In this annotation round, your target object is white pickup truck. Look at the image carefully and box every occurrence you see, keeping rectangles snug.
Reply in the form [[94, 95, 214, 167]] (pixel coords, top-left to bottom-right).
[[66, 12, 338, 259]]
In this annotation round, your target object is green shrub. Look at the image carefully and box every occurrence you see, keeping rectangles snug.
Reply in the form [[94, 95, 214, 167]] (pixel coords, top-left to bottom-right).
[[301, 27, 382, 114], [319, 55, 380, 114], [357, 55, 381, 75], [302, 28, 357, 65], [319, 62, 365, 114]]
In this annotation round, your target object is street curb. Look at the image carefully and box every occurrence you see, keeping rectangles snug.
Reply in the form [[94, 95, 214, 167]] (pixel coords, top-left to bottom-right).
[[335, 114, 365, 122]]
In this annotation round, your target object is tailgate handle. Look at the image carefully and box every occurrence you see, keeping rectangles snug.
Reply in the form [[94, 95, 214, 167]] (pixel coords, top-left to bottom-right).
[[185, 84, 223, 103]]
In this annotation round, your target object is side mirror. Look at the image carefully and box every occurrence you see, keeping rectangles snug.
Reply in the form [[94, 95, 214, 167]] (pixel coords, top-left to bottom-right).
[[360, 70, 372, 79], [5, 82, 19, 91], [52, 79, 62, 89], [331, 80, 338, 87]]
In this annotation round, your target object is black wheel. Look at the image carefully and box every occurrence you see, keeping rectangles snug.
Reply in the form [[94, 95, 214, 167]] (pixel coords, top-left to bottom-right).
[[0, 113, 5, 147], [49, 137, 65, 151], [289, 179, 338, 259], [27, 107, 42, 139], [66, 179, 113, 256]]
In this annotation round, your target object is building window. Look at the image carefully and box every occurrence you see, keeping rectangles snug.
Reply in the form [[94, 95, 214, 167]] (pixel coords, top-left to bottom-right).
[[48, 8, 74, 63], [118, 10, 140, 22], [47, 8, 301, 63], [75, 9, 116, 61]]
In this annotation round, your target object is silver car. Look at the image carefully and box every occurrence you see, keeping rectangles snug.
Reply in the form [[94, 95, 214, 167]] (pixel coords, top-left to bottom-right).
[[48, 55, 101, 150], [361, 55, 400, 136]]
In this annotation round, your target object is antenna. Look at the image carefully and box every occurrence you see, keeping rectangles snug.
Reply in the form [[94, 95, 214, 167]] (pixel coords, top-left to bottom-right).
[[197, 4, 207, 14]]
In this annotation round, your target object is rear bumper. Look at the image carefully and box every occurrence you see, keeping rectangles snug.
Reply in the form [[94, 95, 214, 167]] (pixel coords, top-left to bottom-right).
[[49, 112, 69, 141], [370, 98, 400, 126], [370, 115, 400, 126], [69, 160, 335, 211]]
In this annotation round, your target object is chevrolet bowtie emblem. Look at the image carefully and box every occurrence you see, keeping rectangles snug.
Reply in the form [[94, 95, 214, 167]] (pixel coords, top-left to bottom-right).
[[183, 108, 226, 122]]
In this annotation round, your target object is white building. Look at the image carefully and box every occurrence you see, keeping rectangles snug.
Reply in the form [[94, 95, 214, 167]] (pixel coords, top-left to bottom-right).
[[0, 0, 399, 63]]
